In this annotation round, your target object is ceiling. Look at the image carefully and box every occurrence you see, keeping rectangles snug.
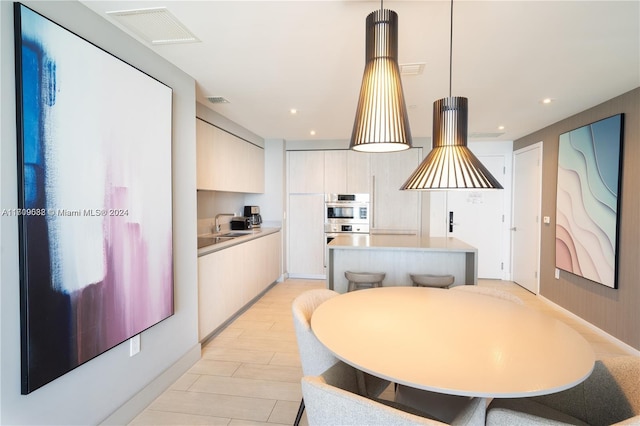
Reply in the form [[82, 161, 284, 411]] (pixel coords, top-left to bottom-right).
[[81, 1, 639, 143]]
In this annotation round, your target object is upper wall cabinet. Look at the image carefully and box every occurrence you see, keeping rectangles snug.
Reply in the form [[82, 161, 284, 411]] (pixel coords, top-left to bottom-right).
[[288, 150, 372, 194], [196, 118, 265, 193], [288, 150, 325, 193], [323, 150, 371, 194]]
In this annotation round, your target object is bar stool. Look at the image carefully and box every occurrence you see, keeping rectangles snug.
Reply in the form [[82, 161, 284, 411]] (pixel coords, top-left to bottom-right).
[[345, 271, 385, 292], [410, 274, 454, 289]]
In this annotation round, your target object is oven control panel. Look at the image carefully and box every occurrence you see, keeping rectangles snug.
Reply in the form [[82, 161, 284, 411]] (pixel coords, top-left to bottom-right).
[[324, 224, 370, 234]]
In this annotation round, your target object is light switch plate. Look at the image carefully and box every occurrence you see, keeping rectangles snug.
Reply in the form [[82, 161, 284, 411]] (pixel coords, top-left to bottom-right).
[[130, 334, 141, 356], [543, 216, 551, 224], [555, 268, 560, 280]]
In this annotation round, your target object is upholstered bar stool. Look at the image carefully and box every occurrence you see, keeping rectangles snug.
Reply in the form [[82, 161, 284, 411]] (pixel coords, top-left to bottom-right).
[[345, 271, 386, 292], [410, 274, 455, 289]]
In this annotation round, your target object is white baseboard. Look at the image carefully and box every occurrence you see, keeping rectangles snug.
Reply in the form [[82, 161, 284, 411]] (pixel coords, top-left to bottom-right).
[[538, 295, 640, 357], [287, 273, 326, 280], [99, 344, 201, 425]]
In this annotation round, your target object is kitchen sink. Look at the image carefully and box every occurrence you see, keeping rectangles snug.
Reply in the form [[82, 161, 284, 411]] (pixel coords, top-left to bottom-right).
[[197, 236, 236, 248], [221, 232, 252, 238]]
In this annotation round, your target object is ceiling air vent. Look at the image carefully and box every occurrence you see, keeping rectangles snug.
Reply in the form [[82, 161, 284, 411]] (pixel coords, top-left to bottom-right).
[[469, 132, 505, 139], [207, 96, 230, 104], [106, 7, 200, 45], [400, 63, 426, 76]]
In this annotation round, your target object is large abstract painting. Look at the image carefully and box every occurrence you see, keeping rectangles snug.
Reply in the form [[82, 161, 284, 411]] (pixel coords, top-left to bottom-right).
[[555, 114, 624, 289], [15, 3, 174, 394]]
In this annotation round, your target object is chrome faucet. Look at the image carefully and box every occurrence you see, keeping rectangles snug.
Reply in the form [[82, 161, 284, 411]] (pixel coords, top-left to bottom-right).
[[214, 213, 235, 233]]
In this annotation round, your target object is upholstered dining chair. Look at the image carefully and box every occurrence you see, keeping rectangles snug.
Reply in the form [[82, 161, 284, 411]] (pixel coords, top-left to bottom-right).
[[486, 356, 640, 425], [292, 289, 390, 426], [450, 285, 524, 305], [302, 361, 486, 426]]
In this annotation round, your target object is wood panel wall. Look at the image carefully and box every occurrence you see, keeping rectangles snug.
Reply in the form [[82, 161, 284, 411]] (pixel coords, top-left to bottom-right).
[[514, 87, 639, 351]]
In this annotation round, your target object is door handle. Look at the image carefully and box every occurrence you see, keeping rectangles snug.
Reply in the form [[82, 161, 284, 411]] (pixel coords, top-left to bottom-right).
[[510, 227, 517, 231], [449, 211, 454, 233]]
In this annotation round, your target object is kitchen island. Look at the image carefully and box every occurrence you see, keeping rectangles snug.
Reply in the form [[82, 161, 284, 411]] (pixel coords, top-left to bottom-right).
[[327, 234, 477, 293]]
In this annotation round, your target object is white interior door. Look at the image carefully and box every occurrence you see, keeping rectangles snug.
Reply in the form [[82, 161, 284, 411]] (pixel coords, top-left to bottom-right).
[[446, 155, 506, 279], [511, 143, 542, 294]]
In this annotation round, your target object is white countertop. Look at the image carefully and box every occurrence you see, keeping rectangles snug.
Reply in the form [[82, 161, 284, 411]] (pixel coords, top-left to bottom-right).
[[328, 234, 477, 253], [197, 227, 280, 257], [312, 286, 595, 398]]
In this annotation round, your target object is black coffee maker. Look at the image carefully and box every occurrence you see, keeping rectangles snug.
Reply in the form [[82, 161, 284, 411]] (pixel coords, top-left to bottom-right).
[[244, 206, 262, 228]]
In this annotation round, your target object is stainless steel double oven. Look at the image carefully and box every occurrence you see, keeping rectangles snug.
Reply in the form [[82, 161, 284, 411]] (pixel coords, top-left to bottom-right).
[[324, 193, 370, 266]]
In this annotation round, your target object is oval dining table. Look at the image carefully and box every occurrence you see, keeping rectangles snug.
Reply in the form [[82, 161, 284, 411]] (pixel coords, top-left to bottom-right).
[[311, 286, 595, 398]]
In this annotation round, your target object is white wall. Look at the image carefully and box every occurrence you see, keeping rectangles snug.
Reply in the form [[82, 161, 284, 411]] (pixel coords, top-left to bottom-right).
[[1, 1, 199, 424]]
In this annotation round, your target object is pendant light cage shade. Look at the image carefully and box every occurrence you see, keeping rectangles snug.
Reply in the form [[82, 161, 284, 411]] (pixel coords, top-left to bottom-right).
[[401, 97, 503, 189], [350, 9, 412, 153]]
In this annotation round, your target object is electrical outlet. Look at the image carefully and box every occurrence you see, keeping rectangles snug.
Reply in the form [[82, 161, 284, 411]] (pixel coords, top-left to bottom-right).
[[129, 334, 141, 357], [543, 216, 551, 224], [555, 268, 560, 280]]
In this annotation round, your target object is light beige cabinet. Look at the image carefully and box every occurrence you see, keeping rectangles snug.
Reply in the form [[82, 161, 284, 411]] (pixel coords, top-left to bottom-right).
[[346, 150, 371, 194], [288, 150, 325, 194], [198, 232, 281, 341], [287, 194, 325, 278], [285, 148, 421, 277], [323, 151, 347, 193], [370, 149, 421, 234], [196, 118, 265, 193]]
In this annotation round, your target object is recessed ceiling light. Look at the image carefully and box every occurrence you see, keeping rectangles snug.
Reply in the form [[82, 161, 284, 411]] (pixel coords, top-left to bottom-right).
[[290, 108, 298, 115], [541, 98, 555, 104], [498, 125, 505, 130], [310, 130, 316, 136]]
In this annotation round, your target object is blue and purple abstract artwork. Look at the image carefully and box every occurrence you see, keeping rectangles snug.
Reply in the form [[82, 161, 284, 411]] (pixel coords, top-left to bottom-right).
[[15, 4, 174, 394], [555, 114, 623, 289]]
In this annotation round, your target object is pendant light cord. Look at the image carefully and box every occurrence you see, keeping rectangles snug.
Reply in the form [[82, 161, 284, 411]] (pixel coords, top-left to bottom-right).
[[449, 0, 453, 97]]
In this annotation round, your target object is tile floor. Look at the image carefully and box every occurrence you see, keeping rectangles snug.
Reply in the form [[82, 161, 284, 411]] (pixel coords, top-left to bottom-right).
[[129, 279, 634, 425]]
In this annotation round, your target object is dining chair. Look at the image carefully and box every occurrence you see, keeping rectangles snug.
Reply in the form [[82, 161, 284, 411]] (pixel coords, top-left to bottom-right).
[[450, 285, 524, 304], [486, 356, 640, 425], [292, 288, 390, 425], [302, 361, 486, 426]]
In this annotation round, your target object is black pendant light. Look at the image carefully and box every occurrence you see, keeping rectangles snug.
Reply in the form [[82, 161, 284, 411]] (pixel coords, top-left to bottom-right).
[[401, 0, 502, 189], [350, 2, 412, 153]]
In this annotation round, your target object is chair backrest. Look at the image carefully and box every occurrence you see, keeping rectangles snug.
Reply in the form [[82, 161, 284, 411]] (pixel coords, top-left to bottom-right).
[[450, 285, 524, 305], [301, 361, 486, 426], [535, 356, 640, 425], [291, 289, 339, 376]]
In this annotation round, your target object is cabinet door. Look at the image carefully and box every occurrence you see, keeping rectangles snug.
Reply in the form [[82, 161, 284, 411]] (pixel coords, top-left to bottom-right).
[[288, 194, 325, 276], [197, 119, 265, 193], [209, 126, 234, 190], [346, 150, 371, 194], [196, 119, 215, 190], [198, 245, 241, 340], [288, 151, 325, 193], [245, 143, 265, 193], [324, 150, 347, 194], [371, 149, 421, 233]]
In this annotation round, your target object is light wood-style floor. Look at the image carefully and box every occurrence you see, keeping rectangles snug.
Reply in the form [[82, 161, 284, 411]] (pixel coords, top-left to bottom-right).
[[129, 279, 633, 425]]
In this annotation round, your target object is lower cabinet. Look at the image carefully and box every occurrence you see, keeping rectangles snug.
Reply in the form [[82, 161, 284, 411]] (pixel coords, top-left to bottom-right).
[[198, 231, 281, 341]]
